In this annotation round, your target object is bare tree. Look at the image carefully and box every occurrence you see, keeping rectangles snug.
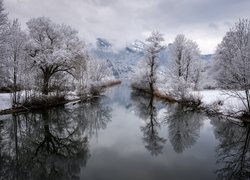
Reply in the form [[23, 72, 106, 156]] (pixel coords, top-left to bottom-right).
[[214, 19, 250, 114]]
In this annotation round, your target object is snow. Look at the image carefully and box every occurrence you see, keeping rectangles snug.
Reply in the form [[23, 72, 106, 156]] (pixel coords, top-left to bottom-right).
[[1, 86, 246, 117], [155, 71, 246, 116], [155, 72, 246, 116], [0, 78, 119, 111], [192, 90, 245, 115], [0, 93, 11, 110]]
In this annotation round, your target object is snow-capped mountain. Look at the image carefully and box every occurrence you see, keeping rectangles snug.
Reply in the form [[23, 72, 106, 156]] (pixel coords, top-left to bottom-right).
[[90, 38, 212, 79], [90, 38, 144, 78]]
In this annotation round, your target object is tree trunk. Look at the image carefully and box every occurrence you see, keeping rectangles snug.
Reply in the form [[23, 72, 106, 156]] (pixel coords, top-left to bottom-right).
[[245, 89, 250, 113], [42, 73, 50, 95], [149, 56, 155, 93], [185, 56, 191, 82], [178, 51, 182, 77], [13, 52, 17, 106]]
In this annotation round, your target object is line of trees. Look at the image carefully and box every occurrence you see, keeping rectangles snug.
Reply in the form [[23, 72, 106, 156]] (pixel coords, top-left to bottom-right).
[[133, 18, 250, 115], [133, 32, 202, 103]]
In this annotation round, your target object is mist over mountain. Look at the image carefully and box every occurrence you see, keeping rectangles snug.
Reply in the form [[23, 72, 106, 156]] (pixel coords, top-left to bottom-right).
[[89, 38, 212, 79]]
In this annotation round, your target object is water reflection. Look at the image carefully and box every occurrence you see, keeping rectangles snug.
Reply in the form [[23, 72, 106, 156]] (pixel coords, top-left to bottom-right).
[[164, 105, 204, 154], [131, 90, 166, 156], [0, 96, 112, 180], [1, 82, 250, 180], [72, 97, 112, 138], [211, 117, 250, 179]]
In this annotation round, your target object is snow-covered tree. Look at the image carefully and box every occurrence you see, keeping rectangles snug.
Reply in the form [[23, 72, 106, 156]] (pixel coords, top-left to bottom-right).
[[0, 0, 9, 87], [169, 34, 201, 84], [6, 19, 27, 105], [26, 17, 86, 95], [74, 55, 112, 96], [87, 59, 112, 82], [0, 0, 7, 46], [214, 19, 250, 113], [167, 34, 201, 99], [133, 32, 165, 93]]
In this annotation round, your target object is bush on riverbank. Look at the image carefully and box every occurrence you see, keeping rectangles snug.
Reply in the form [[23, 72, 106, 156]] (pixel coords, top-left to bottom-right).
[[22, 95, 66, 108], [77, 80, 122, 98]]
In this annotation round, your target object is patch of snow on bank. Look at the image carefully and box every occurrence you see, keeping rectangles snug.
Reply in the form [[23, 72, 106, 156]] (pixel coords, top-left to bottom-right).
[[0, 93, 11, 110], [193, 90, 245, 115]]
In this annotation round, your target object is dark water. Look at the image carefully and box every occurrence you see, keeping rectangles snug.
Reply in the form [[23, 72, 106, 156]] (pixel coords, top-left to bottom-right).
[[0, 81, 250, 180]]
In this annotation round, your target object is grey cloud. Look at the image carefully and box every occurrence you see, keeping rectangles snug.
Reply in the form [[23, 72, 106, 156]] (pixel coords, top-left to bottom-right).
[[4, 0, 250, 53], [208, 23, 219, 30]]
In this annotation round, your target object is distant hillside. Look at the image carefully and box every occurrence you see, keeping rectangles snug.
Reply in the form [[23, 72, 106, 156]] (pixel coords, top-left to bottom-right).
[[89, 38, 213, 79]]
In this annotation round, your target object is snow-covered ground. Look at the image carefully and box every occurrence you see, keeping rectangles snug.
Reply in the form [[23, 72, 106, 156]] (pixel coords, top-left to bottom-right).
[[157, 84, 245, 115], [0, 79, 120, 111], [0, 93, 11, 110], [1, 82, 246, 117], [192, 90, 245, 115], [156, 75, 246, 116]]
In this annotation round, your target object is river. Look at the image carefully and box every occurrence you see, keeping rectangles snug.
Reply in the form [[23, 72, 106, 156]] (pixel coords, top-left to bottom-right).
[[0, 81, 249, 180]]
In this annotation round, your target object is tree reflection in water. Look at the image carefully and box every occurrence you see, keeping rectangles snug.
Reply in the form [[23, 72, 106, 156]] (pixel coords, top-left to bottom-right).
[[211, 117, 250, 179], [164, 104, 204, 154], [131, 90, 166, 156], [0, 96, 112, 180], [72, 97, 112, 138]]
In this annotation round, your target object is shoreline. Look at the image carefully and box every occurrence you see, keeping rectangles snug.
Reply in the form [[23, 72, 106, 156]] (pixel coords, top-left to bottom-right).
[[0, 80, 122, 115], [131, 85, 250, 123]]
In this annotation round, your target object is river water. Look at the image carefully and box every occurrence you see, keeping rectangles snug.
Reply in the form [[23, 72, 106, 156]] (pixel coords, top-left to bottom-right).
[[0, 81, 249, 180]]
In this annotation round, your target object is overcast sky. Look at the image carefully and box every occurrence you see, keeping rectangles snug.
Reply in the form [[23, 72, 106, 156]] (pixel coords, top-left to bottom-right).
[[4, 0, 250, 54]]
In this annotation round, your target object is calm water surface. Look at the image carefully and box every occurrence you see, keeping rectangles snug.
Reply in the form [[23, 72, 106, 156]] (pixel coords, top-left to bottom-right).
[[0, 81, 249, 180]]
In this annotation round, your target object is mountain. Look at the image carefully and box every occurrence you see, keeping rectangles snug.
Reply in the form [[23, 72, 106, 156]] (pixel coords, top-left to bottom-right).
[[90, 38, 213, 79], [90, 38, 144, 78], [96, 38, 112, 50], [201, 54, 213, 62]]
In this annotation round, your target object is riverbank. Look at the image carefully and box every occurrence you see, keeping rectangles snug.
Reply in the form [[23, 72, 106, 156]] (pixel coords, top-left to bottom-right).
[[132, 84, 249, 122], [0, 80, 122, 115], [131, 85, 176, 102]]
